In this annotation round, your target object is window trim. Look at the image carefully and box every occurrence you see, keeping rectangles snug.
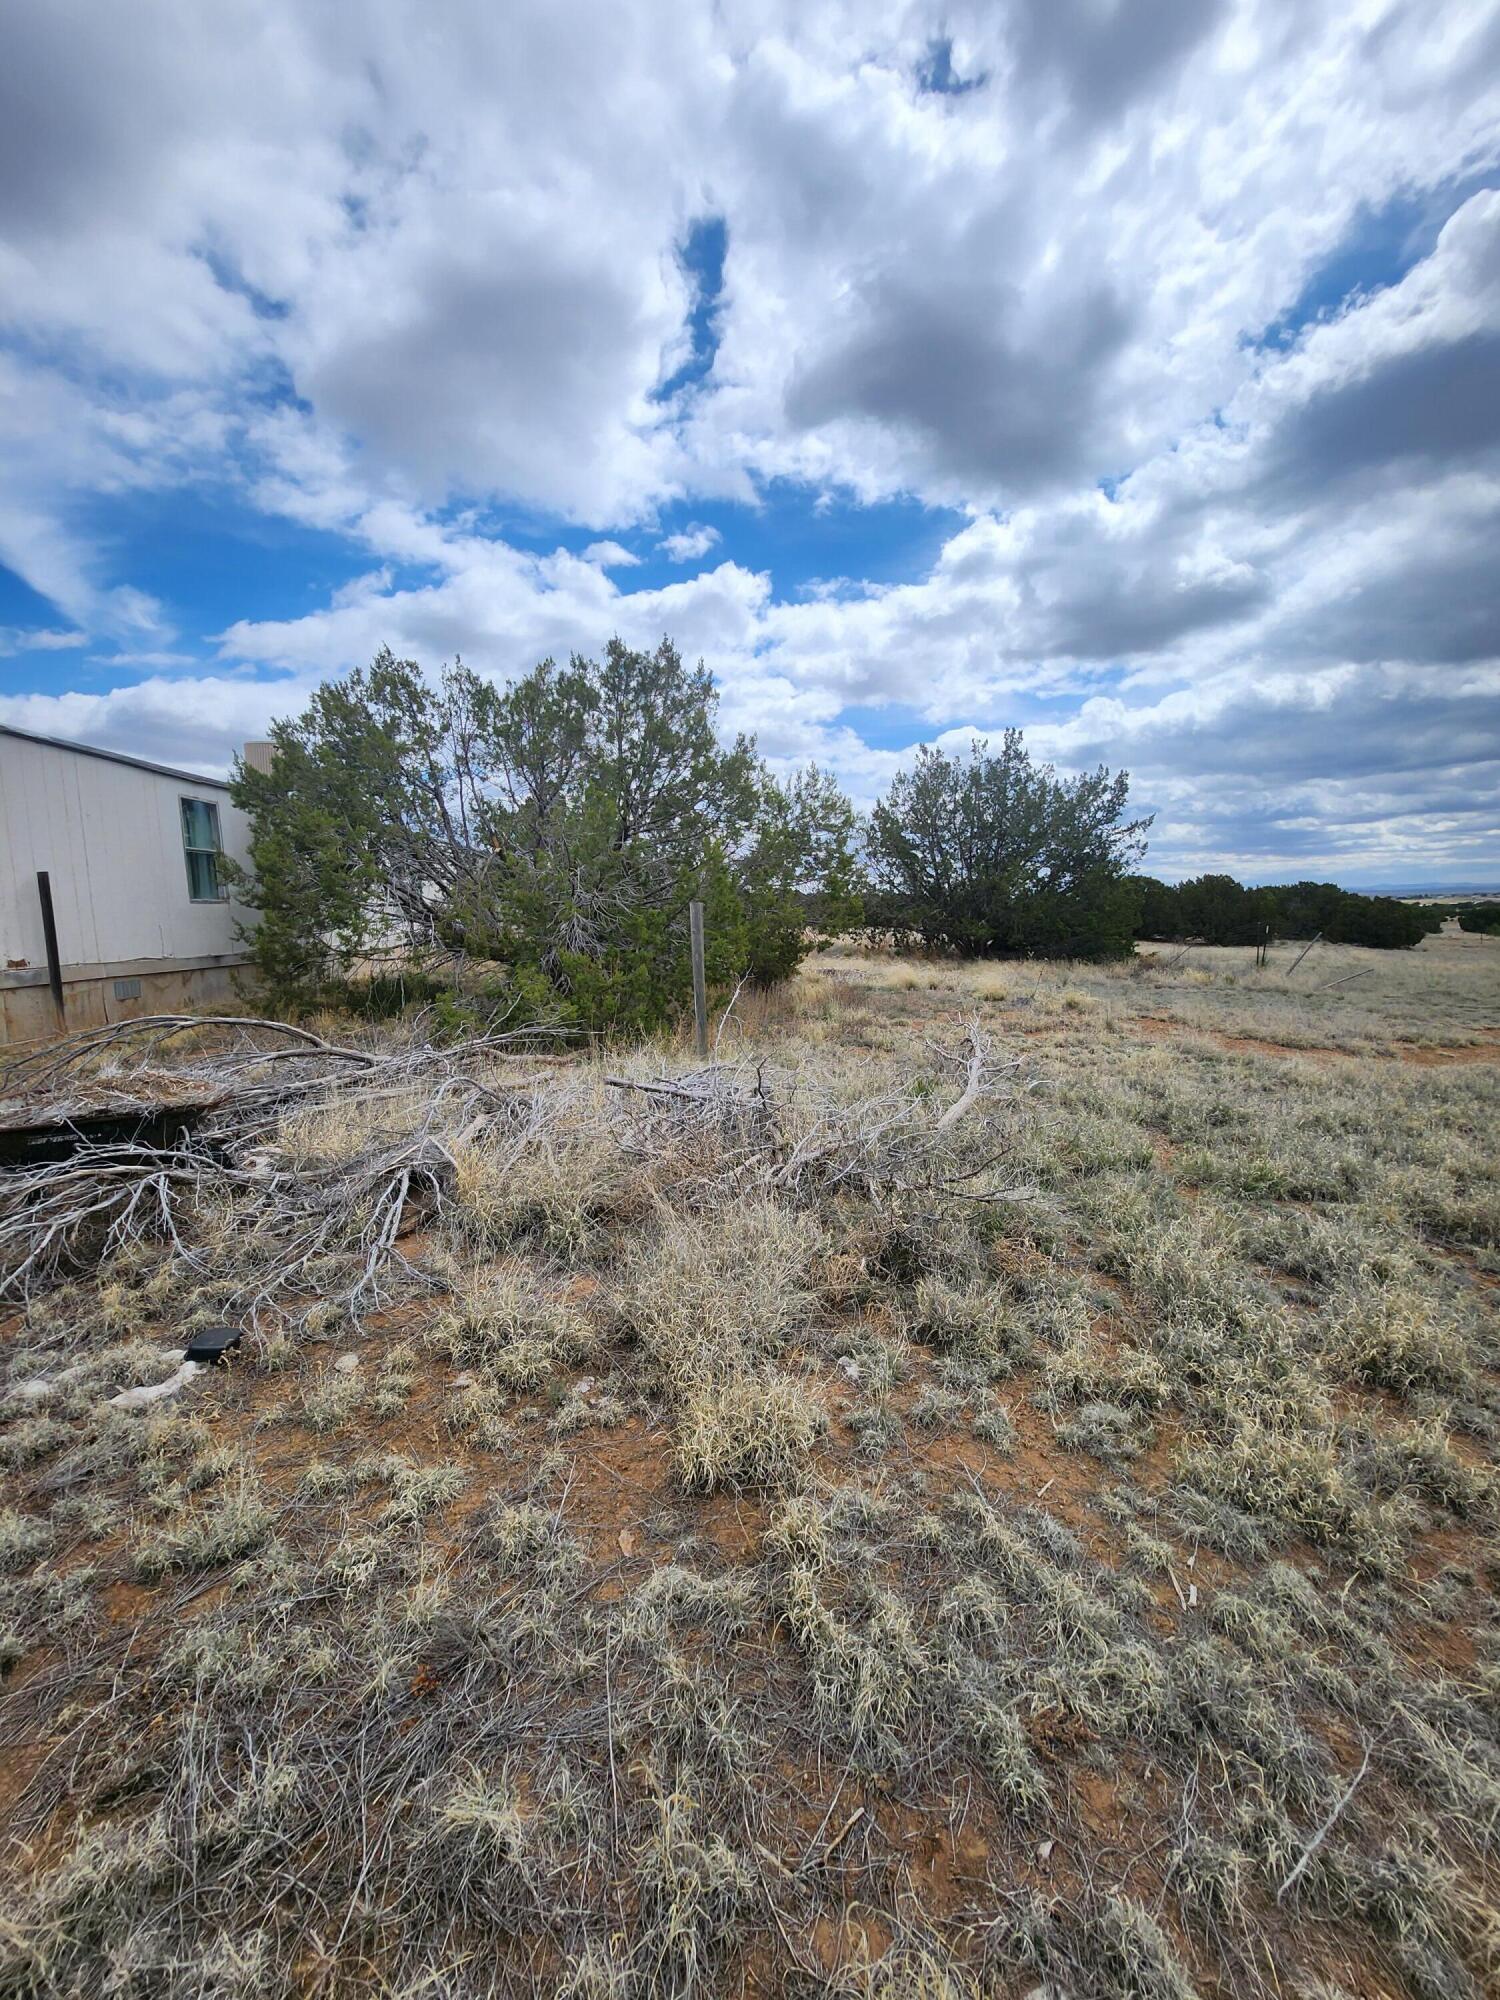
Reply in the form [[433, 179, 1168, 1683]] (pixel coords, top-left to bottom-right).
[[180, 795, 227, 903]]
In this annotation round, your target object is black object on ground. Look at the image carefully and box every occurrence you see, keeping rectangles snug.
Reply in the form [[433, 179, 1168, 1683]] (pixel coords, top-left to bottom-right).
[[184, 1324, 243, 1364], [0, 1104, 211, 1168]]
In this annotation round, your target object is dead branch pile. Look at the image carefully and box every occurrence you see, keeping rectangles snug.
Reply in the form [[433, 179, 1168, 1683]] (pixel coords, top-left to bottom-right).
[[0, 1012, 560, 1130], [0, 1015, 570, 1314], [0, 1012, 1028, 1327], [604, 1015, 1030, 1206]]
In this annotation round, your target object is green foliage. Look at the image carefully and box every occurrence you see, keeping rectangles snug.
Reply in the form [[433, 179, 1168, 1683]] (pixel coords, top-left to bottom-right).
[[1175, 874, 1271, 946], [231, 637, 859, 1029], [227, 649, 504, 996], [1274, 879, 1436, 948], [1132, 875, 1185, 942], [1133, 874, 1437, 950], [866, 731, 1150, 961]]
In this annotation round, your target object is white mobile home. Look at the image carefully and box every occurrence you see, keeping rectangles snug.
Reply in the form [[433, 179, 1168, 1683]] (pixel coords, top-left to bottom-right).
[[0, 726, 257, 1044]]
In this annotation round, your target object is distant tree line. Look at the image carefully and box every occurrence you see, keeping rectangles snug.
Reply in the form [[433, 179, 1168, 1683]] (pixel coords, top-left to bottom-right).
[[230, 637, 1446, 1033], [1130, 873, 1441, 950], [1440, 901, 1500, 937]]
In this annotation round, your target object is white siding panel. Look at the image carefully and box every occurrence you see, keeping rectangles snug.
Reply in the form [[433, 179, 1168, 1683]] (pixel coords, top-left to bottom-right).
[[0, 735, 254, 972], [60, 757, 101, 959]]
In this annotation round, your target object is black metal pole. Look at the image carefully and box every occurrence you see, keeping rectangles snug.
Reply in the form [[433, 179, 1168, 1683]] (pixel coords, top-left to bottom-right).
[[36, 871, 64, 1026]]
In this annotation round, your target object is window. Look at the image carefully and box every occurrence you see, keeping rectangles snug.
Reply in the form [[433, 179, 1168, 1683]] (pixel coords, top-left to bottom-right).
[[181, 796, 225, 902]]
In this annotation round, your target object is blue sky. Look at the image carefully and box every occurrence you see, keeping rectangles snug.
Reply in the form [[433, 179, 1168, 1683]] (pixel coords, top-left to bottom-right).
[[2, 1, 1498, 890]]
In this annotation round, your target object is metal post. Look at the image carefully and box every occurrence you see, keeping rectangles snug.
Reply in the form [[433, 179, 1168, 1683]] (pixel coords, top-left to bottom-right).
[[36, 871, 64, 1026], [689, 899, 708, 1061]]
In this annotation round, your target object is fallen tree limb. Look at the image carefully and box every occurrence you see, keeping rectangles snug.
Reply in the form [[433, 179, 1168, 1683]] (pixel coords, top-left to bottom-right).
[[603, 1075, 706, 1102], [1276, 1736, 1376, 1904], [935, 1021, 987, 1131]]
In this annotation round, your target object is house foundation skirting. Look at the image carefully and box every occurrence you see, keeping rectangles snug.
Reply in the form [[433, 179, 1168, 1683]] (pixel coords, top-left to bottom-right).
[[0, 955, 252, 1046]]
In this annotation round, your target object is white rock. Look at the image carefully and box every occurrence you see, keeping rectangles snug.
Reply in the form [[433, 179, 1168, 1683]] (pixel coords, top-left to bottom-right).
[[573, 1376, 596, 1398], [333, 1352, 360, 1374]]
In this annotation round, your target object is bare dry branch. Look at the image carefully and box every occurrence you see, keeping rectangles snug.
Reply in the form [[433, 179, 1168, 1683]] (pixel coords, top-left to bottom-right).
[[1, 1012, 1027, 1325]]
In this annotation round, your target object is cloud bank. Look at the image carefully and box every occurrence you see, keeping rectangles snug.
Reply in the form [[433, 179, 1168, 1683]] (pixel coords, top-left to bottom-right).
[[1, 0, 1498, 886]]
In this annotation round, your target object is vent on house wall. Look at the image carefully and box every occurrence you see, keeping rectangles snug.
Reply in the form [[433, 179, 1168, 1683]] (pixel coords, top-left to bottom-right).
[[113, 977, 143, 1000]]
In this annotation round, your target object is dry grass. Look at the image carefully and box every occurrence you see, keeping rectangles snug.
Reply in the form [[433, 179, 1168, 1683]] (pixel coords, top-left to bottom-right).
[[620, 1199, 825, 1491], [1, 940, 1497, 1997], [810, 924, 1500, 1050]]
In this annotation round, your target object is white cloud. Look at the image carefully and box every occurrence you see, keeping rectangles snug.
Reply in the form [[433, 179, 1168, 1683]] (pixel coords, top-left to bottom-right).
[[0, 675, 298, 780], [658, 523, 723, 563], [581, 541, 641, 567], [0, 627, 86, 657]]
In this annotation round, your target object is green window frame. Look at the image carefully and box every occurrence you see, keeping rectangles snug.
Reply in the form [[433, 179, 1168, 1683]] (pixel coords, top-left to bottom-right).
[[180, 796, 225, 902]]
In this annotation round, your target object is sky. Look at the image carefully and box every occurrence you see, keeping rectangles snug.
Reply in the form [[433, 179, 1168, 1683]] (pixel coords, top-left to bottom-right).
[[1, 1, 1498, 890]]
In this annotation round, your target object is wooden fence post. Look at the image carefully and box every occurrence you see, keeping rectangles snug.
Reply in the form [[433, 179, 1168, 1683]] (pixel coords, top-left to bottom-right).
[[689, 899, 709, 1061], [1286, 932, 1322, 976]]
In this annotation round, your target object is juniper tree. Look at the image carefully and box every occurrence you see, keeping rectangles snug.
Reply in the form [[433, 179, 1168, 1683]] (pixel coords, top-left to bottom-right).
[[866, 731, 1150, 960], [230, 638, 858, 1028]]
